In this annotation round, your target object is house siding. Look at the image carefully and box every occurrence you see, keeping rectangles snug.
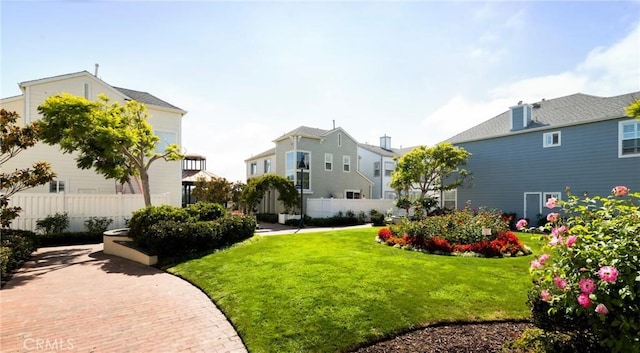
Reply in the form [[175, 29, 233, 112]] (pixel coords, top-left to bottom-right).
[[1, 72, 184, 207], [455, 118, 640, 221]]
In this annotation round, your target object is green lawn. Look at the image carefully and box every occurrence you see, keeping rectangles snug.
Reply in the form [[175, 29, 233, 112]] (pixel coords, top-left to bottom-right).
[[169, 228, 542, 353]]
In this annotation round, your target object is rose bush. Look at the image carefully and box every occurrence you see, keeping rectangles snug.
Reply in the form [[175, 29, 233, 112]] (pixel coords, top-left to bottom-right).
[[525, 186, 640, 352]]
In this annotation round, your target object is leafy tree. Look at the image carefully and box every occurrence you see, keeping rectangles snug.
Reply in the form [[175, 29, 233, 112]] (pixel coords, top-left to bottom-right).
[[390, 142, 471, 203], [230, 181, 245, 211], [241, 175, 299, 214], [192, 176, 232, 206], [625, 100, 640, 120], [1, 109, 56, 227], [37, 93, 183, 206]]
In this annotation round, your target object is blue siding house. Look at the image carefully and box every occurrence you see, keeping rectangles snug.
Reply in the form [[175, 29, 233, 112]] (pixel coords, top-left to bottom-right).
[[445, 92, 640, 225]]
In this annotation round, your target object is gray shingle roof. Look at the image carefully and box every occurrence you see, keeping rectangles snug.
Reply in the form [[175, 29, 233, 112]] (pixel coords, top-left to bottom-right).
[[113, 87, 184, 112], [274, 126, 331, 142], [446, 92, 640, 144], [245, 147, 276, 162], [358, 143, 402, 157]]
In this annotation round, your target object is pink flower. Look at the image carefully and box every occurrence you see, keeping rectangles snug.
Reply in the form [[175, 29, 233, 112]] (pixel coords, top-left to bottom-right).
[[595, 303, 609, 315], [598, 266, 619, 283], [515, 219, 528, 230], [538, 254, 551, 264], [546, 197, 558, 209], [546, 213, 560, 223], [612, 186, 629, 197], [554, 275, 568, 290], [541, 289, 552, 302], [530, 260, 544, 270], [579, 278, 597, 294], [578, 293, 592, 307], [552, 226, 567, 237], [548, 235, 563, 246], [566, 235, 577, 247]]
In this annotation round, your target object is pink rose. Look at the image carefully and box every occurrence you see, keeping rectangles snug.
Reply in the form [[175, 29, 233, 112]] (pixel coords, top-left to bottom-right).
[[515, 219, 528, 230], [595, 303, 609, 315], [566, 235, 577, 247], [538, 254, 551, 264], [548, 235, 563, 246], [612, 186, 629, 197], [546, 197, 557, 209], [546, 213, 560, 223], [598, 266, 619, 283], [541, 289, 552, 302], [554, 275, 568, 290], [578, 293, 591, 307], [530, 260, 543, 270], [552, 226, 567, 237], [579, 278, 596, 294]]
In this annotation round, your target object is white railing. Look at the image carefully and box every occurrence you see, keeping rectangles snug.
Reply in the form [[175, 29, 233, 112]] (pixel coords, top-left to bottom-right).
[[7, 193, 171, 232], [306, 198, 396, 219]]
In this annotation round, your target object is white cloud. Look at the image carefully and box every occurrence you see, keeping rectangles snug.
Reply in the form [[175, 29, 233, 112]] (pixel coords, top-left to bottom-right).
[[422, 22, 640, 144]]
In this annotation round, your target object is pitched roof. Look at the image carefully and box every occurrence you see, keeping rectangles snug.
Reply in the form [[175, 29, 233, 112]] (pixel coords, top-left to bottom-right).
[[358, 143, 402, 157], [446, 91, 640, 144], [182, 169, 220, 183], [273, 126, 330, 142], [113, 86, 184, 112], [245, 147, 276, 162]]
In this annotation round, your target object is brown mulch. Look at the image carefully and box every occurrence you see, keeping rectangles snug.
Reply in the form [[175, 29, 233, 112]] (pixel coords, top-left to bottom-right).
[[352, 321, 533, 353]]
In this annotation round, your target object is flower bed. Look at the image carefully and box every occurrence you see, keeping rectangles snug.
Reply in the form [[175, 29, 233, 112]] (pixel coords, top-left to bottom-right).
[[375, 208, 531, 258]]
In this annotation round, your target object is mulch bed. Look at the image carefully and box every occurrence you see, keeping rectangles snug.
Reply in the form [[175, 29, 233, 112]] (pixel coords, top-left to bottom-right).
[[352, 321, 533, 353]]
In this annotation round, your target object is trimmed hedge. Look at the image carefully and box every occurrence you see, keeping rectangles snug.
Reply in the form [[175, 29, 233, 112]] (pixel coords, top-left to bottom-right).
[[38, 231, 103, 247], [1, 229, 37, 282]]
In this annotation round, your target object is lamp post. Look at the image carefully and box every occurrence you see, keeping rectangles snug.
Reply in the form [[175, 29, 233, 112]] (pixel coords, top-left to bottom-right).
[[298, 159, 305, 228]]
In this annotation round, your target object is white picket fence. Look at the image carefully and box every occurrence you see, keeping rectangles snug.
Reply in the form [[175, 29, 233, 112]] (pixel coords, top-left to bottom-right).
[[306, 198, 396, 219], [7, 193, 171, 232]]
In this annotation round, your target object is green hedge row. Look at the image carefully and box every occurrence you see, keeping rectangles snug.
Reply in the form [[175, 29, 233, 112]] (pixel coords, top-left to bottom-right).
[[1, 230, 37, 282], [128, 203, 256, 258], [38, 232, 103, 247]]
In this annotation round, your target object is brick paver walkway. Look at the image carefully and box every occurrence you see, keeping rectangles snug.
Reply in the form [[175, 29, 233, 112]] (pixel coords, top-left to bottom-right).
[[0, 244, 247, 353]]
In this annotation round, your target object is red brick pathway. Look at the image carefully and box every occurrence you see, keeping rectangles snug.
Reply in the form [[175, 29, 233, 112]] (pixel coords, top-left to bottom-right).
[[0, 244, 247, 353]]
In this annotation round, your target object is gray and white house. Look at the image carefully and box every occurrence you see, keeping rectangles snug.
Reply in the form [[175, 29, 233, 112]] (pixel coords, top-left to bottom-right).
[[445, 91, 640, 223]]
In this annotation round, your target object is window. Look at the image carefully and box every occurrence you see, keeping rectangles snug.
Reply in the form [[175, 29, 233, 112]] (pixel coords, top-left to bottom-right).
[[543, 131, 561, 148], [264, 159, 271, 173], [384, 161, 395, 176], [286, 150, 311, 190], [49, 180, 65, 193], [338, 133, 342, 147], [345, 190, 361, 199], [250, 162, 257, 175], [619, 120, 640, 157], [443, 189, 457, 209], [373, 162, 380, 177], [83, 83, 90, 99], [155, 131, 177, 153], [343, 155, 351, 172], [544, 192, 561, 208], [325, 153, 333, 171]]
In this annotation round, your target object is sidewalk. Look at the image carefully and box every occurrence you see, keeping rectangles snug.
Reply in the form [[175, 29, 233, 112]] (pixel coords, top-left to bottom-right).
[[0, 244, 246, 353], [256, 222, 372, 236]]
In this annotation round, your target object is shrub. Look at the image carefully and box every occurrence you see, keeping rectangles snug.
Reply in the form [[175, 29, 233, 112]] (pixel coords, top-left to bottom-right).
[[35, 212, 69, 234], [1, 229, 37, 281], [370, 209, 386, 226], [38, 232, 103, 247], [256, 213, 278, 223], [376, 228, 393, 241], [425, 237, 453, 253], [84, 217, 114, 234], [128, 205, 190, 240], [525, 186, 640, 352], [185, 202, 226, 221]]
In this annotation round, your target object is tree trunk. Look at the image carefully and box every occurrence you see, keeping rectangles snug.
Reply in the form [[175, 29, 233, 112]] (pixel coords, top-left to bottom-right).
[[140, 170, 152, 207]]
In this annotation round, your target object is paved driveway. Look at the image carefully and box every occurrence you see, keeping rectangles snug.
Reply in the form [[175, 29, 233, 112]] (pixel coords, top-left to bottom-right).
[[0, 244, 246, 353]]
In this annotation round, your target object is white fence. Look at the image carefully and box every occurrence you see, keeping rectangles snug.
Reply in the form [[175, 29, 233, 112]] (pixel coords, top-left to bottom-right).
[[7, 193, 171, 232], [306, 198, 396, 219]]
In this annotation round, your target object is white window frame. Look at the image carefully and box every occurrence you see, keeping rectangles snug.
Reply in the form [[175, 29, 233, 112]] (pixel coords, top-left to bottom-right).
[[442, 189, 457, 209], [263, 159, 271, 173], [83, 82, 91, 99], [154, 131, 177, 154], [543, 131, 561, 148], [49, 180, 66, 193], [342, 155, 351, 172], [373, 161, 380, 177], [250, 162, 257, 175], [543, 192, 562, 208], [619, 120, 640, 158], [384, 161, 395, 176], [324, 153, 333, 171], [286, 150, 311, 190], [345, 190, 361, 199]]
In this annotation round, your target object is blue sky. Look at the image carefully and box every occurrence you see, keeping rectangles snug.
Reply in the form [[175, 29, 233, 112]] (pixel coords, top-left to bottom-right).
[[2, 1, 639, 182]]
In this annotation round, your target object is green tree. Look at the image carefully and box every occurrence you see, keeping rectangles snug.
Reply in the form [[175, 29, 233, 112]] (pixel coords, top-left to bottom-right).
[[241, 175, 299, 214], [37, 93, 183, 206], [1, 109, 56, 227], [390, 142, 471, 203], [192, 176, 233, 206], [625, 99, 640, 120]]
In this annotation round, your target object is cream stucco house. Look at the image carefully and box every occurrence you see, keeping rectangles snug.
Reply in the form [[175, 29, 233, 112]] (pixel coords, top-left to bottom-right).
[[1, 71, 186, 222]]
